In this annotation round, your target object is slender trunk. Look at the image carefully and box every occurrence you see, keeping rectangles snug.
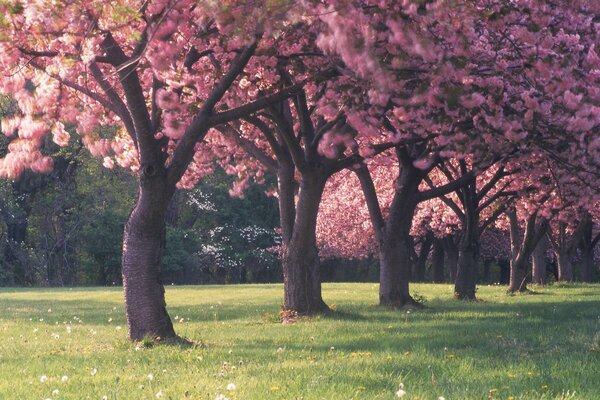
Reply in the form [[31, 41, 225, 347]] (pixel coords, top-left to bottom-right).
[[122, 174, 176, 341], [431, 238, 445, 283], [282, 173, 328, 314], [580, 247, 594, 283], [579, 216, 596, 283], [482, 259, 492, 283], [556, 251, 574, 282], [531, 235, 547, 285], [506, 209, 547, 293], [4, 218, 27, 284], [442, 236, 459, 283], [413, 233, 433, 282], [454, 181, 479, 300]]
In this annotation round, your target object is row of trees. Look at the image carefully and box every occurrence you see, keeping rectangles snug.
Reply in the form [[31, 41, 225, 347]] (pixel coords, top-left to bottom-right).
[[1, 0, 599, 341]]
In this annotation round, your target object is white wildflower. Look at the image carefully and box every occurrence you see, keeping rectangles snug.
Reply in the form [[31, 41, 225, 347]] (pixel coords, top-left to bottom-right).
[[227, 383, 236, 391]]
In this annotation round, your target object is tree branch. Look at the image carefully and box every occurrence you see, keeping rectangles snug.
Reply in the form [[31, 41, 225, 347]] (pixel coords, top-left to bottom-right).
[[216, 124, 277, 173], [354, 163, 385, 243], [88, 62, 137, 145], [207, 82, 304, 127], [414, 170, 476, 202], [166, 38, 260, 189]]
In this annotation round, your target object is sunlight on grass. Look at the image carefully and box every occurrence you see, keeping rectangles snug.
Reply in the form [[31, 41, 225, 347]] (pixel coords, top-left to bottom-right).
[[0, 283, 598, 399]]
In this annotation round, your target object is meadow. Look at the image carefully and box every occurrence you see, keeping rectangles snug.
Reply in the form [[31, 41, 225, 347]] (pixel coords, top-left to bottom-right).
[[0, 283, 598, 400]]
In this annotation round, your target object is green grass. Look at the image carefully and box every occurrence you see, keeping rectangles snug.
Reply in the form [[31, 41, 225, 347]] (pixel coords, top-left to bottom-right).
[[0, 283, 599, 400]]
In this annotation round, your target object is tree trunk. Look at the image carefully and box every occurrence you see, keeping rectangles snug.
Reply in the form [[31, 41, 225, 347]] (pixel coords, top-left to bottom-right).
[[442, 236, 459, 283], [379, 197, 418, 307], [508, 256, 529, 292], [580, 247, 594, 283], [579, 216, 597, 283], [431, 238, 445, 283], [379, 234, 415, 306], [455, 237, 479, 299], [531, 235, 547, 285], [282, 173, 328, 314], [122, 174, 176, 341], [556, 251, 574, 282], [506, 209, 547, 293], [413, 233, 433, 282], [454, 181, 479, 300], [482, 259, 492, 283]]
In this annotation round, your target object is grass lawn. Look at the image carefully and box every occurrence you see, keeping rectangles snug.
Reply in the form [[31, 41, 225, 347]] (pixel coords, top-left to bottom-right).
[[0, 283, 598, 400]]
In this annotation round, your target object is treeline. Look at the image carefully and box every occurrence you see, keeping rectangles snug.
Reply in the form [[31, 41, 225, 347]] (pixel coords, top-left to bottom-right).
[[0, 138, 281, 286]]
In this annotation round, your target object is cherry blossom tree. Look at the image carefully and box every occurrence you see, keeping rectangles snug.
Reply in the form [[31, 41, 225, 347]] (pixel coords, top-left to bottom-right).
[[310, 0, 600, 303], [0, 0, 309, 340]]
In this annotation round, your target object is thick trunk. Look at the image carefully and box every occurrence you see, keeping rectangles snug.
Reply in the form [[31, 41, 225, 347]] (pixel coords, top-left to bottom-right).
[[508, 256, 529, 292], [454, 238, 479, 299], [556, 251, 574, 282], [122, 175, 176, 341], [531, 235, 547, 285], [379, 235, 415, 306], [431, 238, 445, 283], [282, 173, 328, 314], [379, 199, 418, 307]]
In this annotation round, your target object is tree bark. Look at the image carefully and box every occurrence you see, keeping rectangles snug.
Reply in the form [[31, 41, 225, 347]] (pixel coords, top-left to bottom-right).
[[413, 233, 433, 282], [579, 217, 597, 283], [454, 178, 479, 300], [442, 236, 459, 283], [507, 209, 547, 293], [509, 256, 529, 293], [431, 238, 445, 283], [122, 172, 176, 341], [580, 247, 595, 283], [378, 166, 420, 307], [282, 173, 328, 314], [531, 235, 547, 285], [556, 251, 574, 282], [455, 236, 479, 299]]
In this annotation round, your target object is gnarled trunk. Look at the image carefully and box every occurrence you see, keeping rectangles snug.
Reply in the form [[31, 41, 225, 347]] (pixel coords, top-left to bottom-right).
[[122, 175, 175, 341], [282, 173, 328, 314]]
